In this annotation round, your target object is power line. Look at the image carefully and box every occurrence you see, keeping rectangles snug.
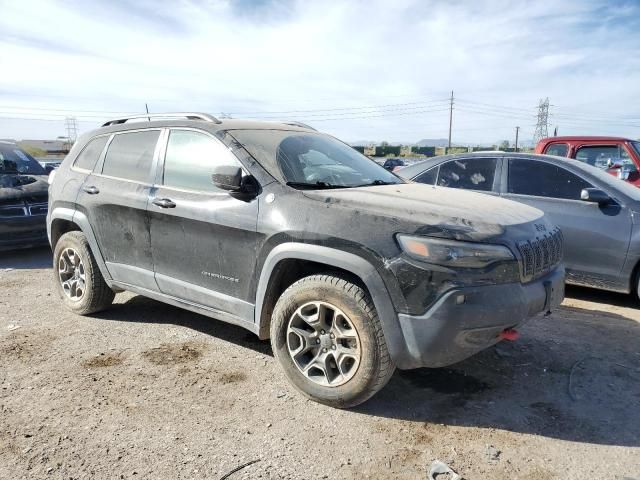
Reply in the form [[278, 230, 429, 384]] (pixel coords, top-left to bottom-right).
[[455, 98, 538, 115], [292, 107, 451, 122], [0, 105, 139, 115], [229, 98, 450, 116]]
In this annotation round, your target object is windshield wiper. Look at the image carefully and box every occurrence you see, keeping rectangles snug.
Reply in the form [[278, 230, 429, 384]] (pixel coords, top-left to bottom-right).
[[356, 179, 398, 187], [286, 181, 345, 190]]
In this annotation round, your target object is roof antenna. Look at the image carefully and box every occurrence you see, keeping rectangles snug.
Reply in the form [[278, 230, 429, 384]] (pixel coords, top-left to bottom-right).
[[145, 103, 150, 122]]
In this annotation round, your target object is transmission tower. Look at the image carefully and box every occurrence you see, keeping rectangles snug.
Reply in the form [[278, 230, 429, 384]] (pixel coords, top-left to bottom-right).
[[532, 98, 550, 143], [64, 116, 78, 143]]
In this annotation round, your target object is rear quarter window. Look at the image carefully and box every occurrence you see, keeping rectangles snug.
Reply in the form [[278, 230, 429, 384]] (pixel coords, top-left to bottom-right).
[[101, 130, 160, 183], [74, 136, 109, 171], [544, 143, 568, 157]]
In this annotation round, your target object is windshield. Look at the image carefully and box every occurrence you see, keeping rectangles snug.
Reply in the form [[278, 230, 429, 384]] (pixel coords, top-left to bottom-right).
[[229, 130, 402, 188], [0, 144, 46, 175], [632, 141, 640, 158], [575, 144, 637, 172], [572, 160, 640, 202]]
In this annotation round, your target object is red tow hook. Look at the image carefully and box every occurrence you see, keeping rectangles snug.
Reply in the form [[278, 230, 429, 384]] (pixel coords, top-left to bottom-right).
[[499, 328, 519, 342]]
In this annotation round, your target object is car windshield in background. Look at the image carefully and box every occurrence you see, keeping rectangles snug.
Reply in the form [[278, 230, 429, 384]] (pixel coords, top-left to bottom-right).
[[0, 144, 46, 175], [229, 130, 402, 189], [575, 145, 637, 172], [573, 161, 640, 202], [632, 141, 640, 158]]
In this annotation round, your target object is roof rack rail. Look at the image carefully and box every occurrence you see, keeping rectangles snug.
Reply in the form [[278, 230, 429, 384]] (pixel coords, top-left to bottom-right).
[[102, 112, 222, 127], [283, 121, 317, 131]]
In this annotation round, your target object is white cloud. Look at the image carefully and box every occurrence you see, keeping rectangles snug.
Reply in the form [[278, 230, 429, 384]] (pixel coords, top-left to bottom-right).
[[0, 0, 639, 144]]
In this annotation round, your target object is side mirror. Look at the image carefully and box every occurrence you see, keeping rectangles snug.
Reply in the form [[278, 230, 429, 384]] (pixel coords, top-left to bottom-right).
[[581, 188, 611, 205], [44, 164, 55, 174], [211, 165, 242, 192]]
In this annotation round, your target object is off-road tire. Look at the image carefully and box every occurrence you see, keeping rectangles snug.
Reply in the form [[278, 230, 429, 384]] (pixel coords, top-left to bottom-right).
[[53, 231, 115, 315], [270, 274, 395, 408]]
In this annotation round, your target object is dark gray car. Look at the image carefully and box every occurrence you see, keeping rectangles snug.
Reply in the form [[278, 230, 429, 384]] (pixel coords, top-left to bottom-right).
[[399, 152, 640, 296], [47, 114, 564, 407]]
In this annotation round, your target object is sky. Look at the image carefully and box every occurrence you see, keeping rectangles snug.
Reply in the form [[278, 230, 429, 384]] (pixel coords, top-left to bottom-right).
[[0, 0, 639, 145]]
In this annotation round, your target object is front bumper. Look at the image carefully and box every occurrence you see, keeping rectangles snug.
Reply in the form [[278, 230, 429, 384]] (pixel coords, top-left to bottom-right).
[[392, 266, 565, 369], [0, 216, 48, 252]]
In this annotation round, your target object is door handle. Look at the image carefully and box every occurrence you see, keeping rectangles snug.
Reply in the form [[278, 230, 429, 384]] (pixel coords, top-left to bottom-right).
[[83, 185, 99, 195], [152, 197, 176, 209]]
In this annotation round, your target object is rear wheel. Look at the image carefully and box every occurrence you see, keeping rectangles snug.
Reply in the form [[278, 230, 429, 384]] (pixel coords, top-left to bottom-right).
[[270, 274, 395, 408], [53, 231, 115, 315]]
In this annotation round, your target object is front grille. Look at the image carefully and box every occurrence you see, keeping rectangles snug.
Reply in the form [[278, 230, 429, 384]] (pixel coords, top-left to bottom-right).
[[0, 201, 48, 218], [28, 202, 48, 216], [0, 203, 27, 218], [517, 228, 563, 282]]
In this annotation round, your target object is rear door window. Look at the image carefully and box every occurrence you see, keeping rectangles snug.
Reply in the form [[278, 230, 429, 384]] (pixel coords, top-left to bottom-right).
[[544, 143, 568, 157], [74, 136, 109, 171], [163, 129, 241, 192], [437, 157, 497, 191], [508, 159, 592, 200], [101, 130, 160, 183]]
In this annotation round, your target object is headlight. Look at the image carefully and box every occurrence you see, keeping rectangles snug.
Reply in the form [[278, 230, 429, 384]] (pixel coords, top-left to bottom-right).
[[397, 234, 515, 268]]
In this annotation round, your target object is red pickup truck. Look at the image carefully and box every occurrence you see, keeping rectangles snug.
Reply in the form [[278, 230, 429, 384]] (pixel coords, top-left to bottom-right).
[[535, 136, 640, 186]]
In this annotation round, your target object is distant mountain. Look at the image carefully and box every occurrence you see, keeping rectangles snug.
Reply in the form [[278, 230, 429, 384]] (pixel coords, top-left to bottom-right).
[[349, 141, 409, 147], [415, 138, 450, 147], [349, 138, 454, 147]]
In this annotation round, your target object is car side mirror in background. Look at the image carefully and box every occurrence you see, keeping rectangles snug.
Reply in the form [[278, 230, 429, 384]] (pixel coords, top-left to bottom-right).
[[211, 165, 242, 192], [581, 188, 611, 205], [44, 164, 55, 174]]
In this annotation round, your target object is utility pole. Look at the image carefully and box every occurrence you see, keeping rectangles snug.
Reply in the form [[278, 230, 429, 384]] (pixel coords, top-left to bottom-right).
[[448, 90, 454, 151], [515, 126, 520, 152], [145, 103, 150, 121]]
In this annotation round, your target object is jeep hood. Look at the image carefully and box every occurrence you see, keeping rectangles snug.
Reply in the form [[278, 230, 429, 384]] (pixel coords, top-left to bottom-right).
[[303, 183, 545, 241], [0, 174, 49, 201]]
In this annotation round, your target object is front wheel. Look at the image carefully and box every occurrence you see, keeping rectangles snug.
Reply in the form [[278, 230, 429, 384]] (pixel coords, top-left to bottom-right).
[[270, 274, 395, 408], [53, 231, 115, 315]]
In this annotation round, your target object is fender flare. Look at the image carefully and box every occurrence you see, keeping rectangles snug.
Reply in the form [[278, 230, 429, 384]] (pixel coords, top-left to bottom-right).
[[254, 243, 407, 363], [49, 207, 113, 283]]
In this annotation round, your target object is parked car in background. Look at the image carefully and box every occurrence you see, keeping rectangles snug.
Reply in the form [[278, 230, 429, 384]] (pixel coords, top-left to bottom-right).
[[0, 140, 50, 251], [399, 152, 640, 296], [37, 158, 63, 171], [382, 157, 405, 171], [535, 136, 640, 186], [47, 113, 564, 407]]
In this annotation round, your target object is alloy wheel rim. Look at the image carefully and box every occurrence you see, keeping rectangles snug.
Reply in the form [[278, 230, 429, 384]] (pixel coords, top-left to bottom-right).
[[286, 301, 361, 387], [58, 248, 86, 300]]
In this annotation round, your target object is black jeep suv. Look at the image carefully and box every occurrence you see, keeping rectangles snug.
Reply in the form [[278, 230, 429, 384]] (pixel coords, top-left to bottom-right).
[[47, 113, 564, 407], [1, 141, 50, 251]]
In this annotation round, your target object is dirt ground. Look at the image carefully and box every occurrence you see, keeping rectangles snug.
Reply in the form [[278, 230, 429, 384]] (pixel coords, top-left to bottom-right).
[[1, 247, 639, 480]]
